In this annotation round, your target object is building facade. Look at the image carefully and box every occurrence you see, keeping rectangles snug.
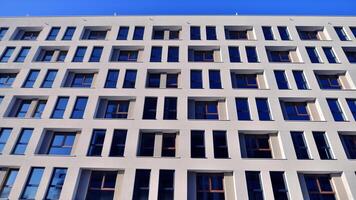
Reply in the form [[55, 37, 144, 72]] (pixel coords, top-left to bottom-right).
[[0, 15, 356, 199]]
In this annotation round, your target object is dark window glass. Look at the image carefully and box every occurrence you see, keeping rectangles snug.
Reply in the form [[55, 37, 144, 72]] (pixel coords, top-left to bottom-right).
[[72, 47, 87, 62], [104, 100, 129, 119], [340, 134, 356, 159], [274, 70, 289, 89], [71, 73, 93, 88], [270, 172, 289, 200], [232, 74, 258, 89], [109, 130, 127, 157], [291, 131, 310, 159], [162, 134, 176, 157], [225, 30, 248, 40], [244, 134, 272, 158], [313, 132, 334, 160], [20, 31, 39, 40], [282, 102, 310, 121], [344, 50, 356, 63], [323, 47, 338, 63], [195, 101, 219, 120], [15, 47, 30, 62], [164, 97, 177, 120], [346, 99, 356, 120], [293, 71, 308, 90], [158, 170, 174, 200], [190, 26, 201, 40], [12, 128, 32, 155], [327, 99, 345, 121], [246, 171, 264, 200], [133, 169, 150, 200], [228, 46, 241, 62], [196, 173, 225, 200], [167, 46, 179, 62], [21, 168, 44, 200], [0, 128, 12, 153], [117, 50, 138, 62], [143, 97, 157, 119], [133, 26, 144, 40], [256, 98, 271, 121], [40, 50, 54, 62], [138, 133, 155, 156], [304, 175, 336, 200], [58, 50, 68, 62], [166, 74, 178, 88], [33, 100, 46, 118], [299, 30, 319, 40], [86, 30, 107, 40], [15, 100, 31, 118], [191, 131, 205, 158], [88, 129, 106, 156], [262, 26, 274, 40], [190, 70, 203, 89], [206, 26, 217, 40], [117, 26, 129, 40], [190, 50, 214, 62], [316, 74, 341, 89], [70, 97, 88, 119], [89, 47, 103, 62], [41, 70, 57, 88], [334, 27, 349, 41], [213, 131, 229, 158], [22, 70, 39, 88], [246, 46, 258, 62], [47, 27, 60, 40], [0, 169, 18, 199], [62, 27, 76, 40], [306, 47, 321, 63], [152, 30, 164, 40], [48, 132, 75, 155], [351, 27, 356, 37], [209, 70, 222, 89], [278, 26, 290, 40], [87, 171, 117, 200], [147, 73, 160, 88], [236, 98, 251, 120], [268, 51, 290, 62], [123, 70, 137, 88], [104, 70, 119, 88], [45, 168, 67, 200], [0, 73, 16, 88], [51, 97, 69, 119], [169, 30, 180, 40], [150, 46, 162, 62], [0, 47, 15, 62], [0, 28, 9, 40]]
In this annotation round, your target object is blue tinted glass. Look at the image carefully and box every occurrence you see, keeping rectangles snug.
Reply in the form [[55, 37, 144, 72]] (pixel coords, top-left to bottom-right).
[[246, 46, 258, 62], [147, 74, 160, 88], [291, 132, 310, 159], [72, 47, 87, 62], [110, 130, 127, 157], [0, 169, 18, 198], [104, 70, 119, 88], [313, 132, 333, 159], [190, 70, 203, 89], [163, 97, 177, 120], [133, 26, 144, 40], [346, 99, 356, 120], [72, 74, 93, 88], [278, 26, 290, 40], [12, 129, 32, 155], [0, 128, 12, 153], [327, 99, 345, 121], [23, 70, 40, 88], [89, 47, 103, 62], [45, 168, 67, 200], [150, 46, 162, 62], [0, 73, 16, 88], [293, 71, 308, 89], [209, 70, 222, 89], [0, 28, 8, 40], [143, 97, 157, 119], [15, 47, 30, 62], [334, 27, 349, 41], [236, 98, 251, 120], [123, 70, 137, 88], [16, 100, 31, 118], [104, 101, 129, 119], [87, 130, 106, 156], [246, 172, 264, 200], [256, 98, 271, 120], [21, 168, 44, 200], [71, 97, 88, 119], [41, 70, 57, 88], [234, 74, 258, 88], [262, 26, 274, 40], [117, 26, 129, 40], [283, 102, 310, 120], [33, 101, 46, 118], [47, 27, 60, 40], [323, 47, 338, 63], [51, 97, 69, 119], [229, 46, 241, 62], [316, 75, 341, 89], [190, 26, 201, 40], [274, 71, 289, 89], [167, 46, 179, 62], [0, 47, 15, 62], [206, 26, 217, 40], [48, 133, 75, 155], [62, 27, 75, 40]]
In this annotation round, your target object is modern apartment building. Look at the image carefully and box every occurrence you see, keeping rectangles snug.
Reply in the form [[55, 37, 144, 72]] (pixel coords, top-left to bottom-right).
[[0, 15, 356, 199]]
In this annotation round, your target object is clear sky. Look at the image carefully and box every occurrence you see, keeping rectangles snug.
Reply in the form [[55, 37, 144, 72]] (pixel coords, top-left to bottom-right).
[[0, 0, 355, 16]]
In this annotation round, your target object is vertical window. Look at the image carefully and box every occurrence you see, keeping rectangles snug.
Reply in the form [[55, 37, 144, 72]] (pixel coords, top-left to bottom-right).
[[87, 171, 117, 199], [0, 169, 18, 198], [12, 128, 32, 155], [133, 26, 144, 40], [62, 27, 76, 40], [20, 168, 44, 200], [0, 28, 8, 40], [191, 130, 205, 158], [122, 70, 137, 88], [304, 175, 336, 200], [270, 172, 289, 200], [228, 46, 241, 62], [346, 99, 356, 120], [46, 27, 60, 40], [0, 128, 12, 154], [164, 97, 177, 120], [323, 47, 338, 63], [143, 97, 157, 119], [149, 75, 161, 89], [256, 98, 271, 121], [158, 170, 174, 200], [150, 46, 162, 62], [72, 47, 87, 62], [327, 99, 345, 121], [15, 100, 31, 118], [208, 70, 222, 89], [15, 47, 30, 62], [70, 97, 88, 119], [262, 26, 274, 40], [213, 131, 229, 158], [236, 98, 251, 120], [351, 27, 356, 37], [87, 129, 106, 156], [190, 70, 203, 89], [22, 69, 40, 88], [133, 169, 151, 200], [274, 70, 289, 89], [0, 96, 3, 105], [0, 47, 15, 62], [246, 46, 258, 62], [278, 26, 290, 40], [306, 47, 321, 63], [162, 134, 176, 157], [117, 26, 129, 40], [167, 46, 179, 62], [137, 133, 155, 156], [47, 132, 75, 155], [57, 51, 67, 62], [45, 168, 67, 200], [166, 74, 178, 88], [89, 47, 103, 62], [41, 70, 57, 88], [291, 131, 310, 159], [339, 134, 356, 159], [313, 132, 334, 160], [196, 173, 225, 199], [206, 26, 217, 40], [109, 129, 127, 157], [51, 97, 69, 119], [104, 70, 119, 88], [293, 70, 308, 90], [246, 171, 264, 200], [334, 26, 349, 41], [33, 100, 46, 118], [190, 26, 201, 40]]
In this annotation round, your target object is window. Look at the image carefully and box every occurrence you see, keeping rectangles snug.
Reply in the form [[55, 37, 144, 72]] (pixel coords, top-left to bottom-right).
[[89, 47, 103, 62], [20, 168, 44, 200], [12, 128, 33, 155], [334, 26, 349, 41], [0, 73, 16, 88], [70, 97, 88, 119], [0, 169, 18, 199], [190, 70, 203, 89], [167, 46, 179, 62], [195, 101, 219, 120], [51, 97, 69, 119], [344, 49, 356, 63], [316, 74, 341, 89], [244, 134, 272, 158], [41, 70, 57, 88], [298, 30, 320, 40], [270, 172, 289, 200], [150, 46, 162, 62], [291, 131, 310, 159], [115, 50, 138, 62], [166, 74, 178, 88], [236, 98, 251, 120], [304, 175, 336, 200], [104, 100, 129, 119], [62, 27, 76, 40], [11, 99, 46, 118], [313, 132, 334, 160], [306, 47, 321, 63], [143, 97, 157, 119], [14, 100, 31, 118], [133, 170, 150, 200], [45, 168, 67, 200], [15, 47, 30, 62], [104, 70, 119, 88], [57, 50, 67, 62], [323, 47, 338, 63], [46, 27, 60, 40], [87, 171, 117, 199], [339, 134, 356, 159], [209, 70, 222, 89], [164, 97, 177, 120], [327, 99, 345, 121], [225, 29, 248, 40], [72, 47, 87, 62], [117, 26, 129, 40], [274, 70, 289, 89], [228, 46, 241, 62], [47, 132, 76, 155], [88, 129, 106, 156], [152, 30, 164, 40], [158, 170, 174, 200], [71, 73, 93, 88], [0, 96, 3, 105], [133, 26, 144, 40], [190, 26, 201, 40], [109, 129, 127, 157], [268, 51, 290, 62], [256, 98, 271, 121], [84, 30, 107, 40], [293, 70, 308, 90], [351, 27, 356, 37], [147, 74, 160, 88], [0, 28, 8, 40], [137, 132, 177, 157], [196, 173, 225, 200], [213, 131, 229, 158], [0, 128, 12, 154], [246, 171, 264, 200], [33, 100, 46, 118], [278, 26, 290, 40], [169, 30, 180, 40], [282, 102, 310, 120], [18, 31, 40, 41], [232, 73, 258, 89], [246, 46, 258, 62], [36, 49, 68, 62], [137, 133, 155, 156], [346, 99, 356, 120], [122, 70, 137, 88], [206, 26, 217, 40], [191, 131, 205, 158], [40, 50, 54, 62], [189, 50, 214, 62], [262, 26, 274, 40], [162, 134, 176, 157], [0, 47, 15, 62], [22, 69, 40, 88]]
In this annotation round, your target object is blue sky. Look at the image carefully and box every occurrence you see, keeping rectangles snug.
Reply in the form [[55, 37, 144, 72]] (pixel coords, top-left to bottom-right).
[[1, 0, 356, 16]]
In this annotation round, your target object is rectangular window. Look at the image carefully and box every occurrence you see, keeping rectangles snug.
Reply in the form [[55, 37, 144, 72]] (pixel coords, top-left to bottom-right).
[[167, 46, 179, 62], [291, 131, 310, 159], [51, 97, 69, 119], [228, 46, 241, 62], [123, 70, 137, 88], [133, 169, 150, 200], [270, 172, 289, 200], [323, 47, 338, 63], [71, 73, 93, 88], [225, 29, 248, 40], [256, 98, 271, 121], [0, 128, 12, 154], [246, 171, 264, 200], [306, 47, 321, 63], [12, 128, 32, 155], [0, 73, 16, 88], [88, 129, 106, 156], [0, 28, 8, 40], [85, 30, 107, 40], [15, 47, 30, 62], [316, 74, 341, 89], [166, 74, 178, 88], [87, 171, 117, 199], [282, 102, 310, 120], [41, 70, 57, 88], [244, 134, 272, 158], [45, 168, 67, 200], [22, 69, 40, 88], [351, 27, 356, 37], [70, 97, 88, 119], [190, 26, 201, 40], [15, 100, 31, 118], [344, 50, 356, 63], [299, 30, 319, 40], [196, 173, 225, 199], [47, 132, 76, 155], [57, 51, 67, 62], [304, 175, 336, 199], [137, 133, 155, 156], [164, 97, 177, 120], [0, 96, 3, 105], [340, 134, 356, 159], [313, 132, 333, 160], [62, 27, 76, 40], [0, 47, 15, 62], [169, 30, 180, 40], [152, 30, 164, 40], [346, 99, 356, 120], [236, 98, 251, 120], [104, 70, 119, 88], [143, 97, 157, 119], [158, 170, 174, 200], [190, 50, 214, 62], [149, 75, 161, 89], [109, 129, 127, 157], [33, 100, 46, 118], [20, 168, 44, 200], [19, 31, 39, 41], [327, 99, 345, 121], [46, 27, 60, 40], [268, 51, 291, 62], [195, 101, 219, 120], [293, 70, 308, 89], [191, 130, 205, 158], [208, 70, 222, 89], [262, 26, 274, 40], [246, 46, 258, 62], [213, 131, 229, 158], [72, 47, 87, 62], [278, 26, 290, 40], [206, 26, 217, 40], [334, 26, 349, 41], [40, 50, 54, 62], [104, 100, 129, 119], [232, 73, 258, 89], [150, 46, 162, 62], [89, 46, 103, 62], [190, 70, 203, 89], [117, 50, 138, 62], [274, 70, 289, 89], [0, 169, 18, 198], [162, 134, 176, 157], [133, 26, 144, 40], [117, 26, 129, 40]]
